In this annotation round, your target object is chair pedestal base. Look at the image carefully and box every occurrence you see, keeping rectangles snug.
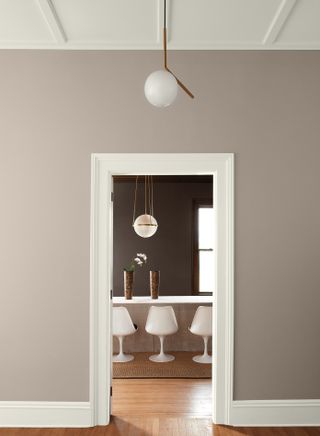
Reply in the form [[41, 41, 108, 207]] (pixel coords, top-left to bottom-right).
[[192, 354, 212, 364], [113, 335, 135, 363], [113, 353, 134, 363], [192, 335, 212, 364], [149, 353, 175, 363], [148, 335, 175, 362]]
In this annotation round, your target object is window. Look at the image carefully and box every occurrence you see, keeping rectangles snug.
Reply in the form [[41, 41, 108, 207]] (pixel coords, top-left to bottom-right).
[[193, 200, 214, 295]]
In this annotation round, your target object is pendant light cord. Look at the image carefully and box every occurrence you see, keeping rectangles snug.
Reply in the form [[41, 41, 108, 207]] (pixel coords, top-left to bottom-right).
[[132, 175, 155, 226], [148, 176, 152, 224], [144, 175, 147, 214], [151, 175, 154, 217], [148, 176, 153, 221], [148, 176, 154, 223], [132, 176, 139, 226]]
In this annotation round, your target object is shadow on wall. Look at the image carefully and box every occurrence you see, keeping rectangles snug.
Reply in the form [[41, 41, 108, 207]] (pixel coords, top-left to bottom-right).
[[113, 176, 212, 297]]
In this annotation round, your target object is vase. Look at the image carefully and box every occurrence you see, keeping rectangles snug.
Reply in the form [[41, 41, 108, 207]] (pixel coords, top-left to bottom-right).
[[150, 270, 160, 299], [124, 270, 134, 299]]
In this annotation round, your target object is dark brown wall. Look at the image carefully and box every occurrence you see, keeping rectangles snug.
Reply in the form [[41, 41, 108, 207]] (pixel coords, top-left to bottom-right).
[[113, 180, 212, 296]]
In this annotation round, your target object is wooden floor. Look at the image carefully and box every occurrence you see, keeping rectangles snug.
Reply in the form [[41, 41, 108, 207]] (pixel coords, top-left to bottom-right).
[[112, 378, 212, 416], [0, 379, 319, 435], [1, 423, 320, 436]]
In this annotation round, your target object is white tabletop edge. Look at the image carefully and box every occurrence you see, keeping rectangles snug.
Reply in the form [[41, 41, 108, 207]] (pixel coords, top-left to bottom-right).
[[113, 295, 213, 305]]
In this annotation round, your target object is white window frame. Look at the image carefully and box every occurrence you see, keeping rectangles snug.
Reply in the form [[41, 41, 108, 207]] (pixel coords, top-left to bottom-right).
[[193, 200, 215, 295], [90, 153, 234, 425]]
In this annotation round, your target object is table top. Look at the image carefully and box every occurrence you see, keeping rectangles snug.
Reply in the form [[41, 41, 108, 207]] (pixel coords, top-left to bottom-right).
[[113, 295, 213, 305]]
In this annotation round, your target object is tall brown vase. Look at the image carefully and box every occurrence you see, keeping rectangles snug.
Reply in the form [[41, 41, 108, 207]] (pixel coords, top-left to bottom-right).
[[150, 270, 160, 299], [124, 270, 134, 300]]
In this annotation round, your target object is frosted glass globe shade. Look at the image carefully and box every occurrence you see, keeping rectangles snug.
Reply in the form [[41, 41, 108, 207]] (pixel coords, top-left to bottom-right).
[[133, 214, 158, 238], [144, 70, 178, 107]]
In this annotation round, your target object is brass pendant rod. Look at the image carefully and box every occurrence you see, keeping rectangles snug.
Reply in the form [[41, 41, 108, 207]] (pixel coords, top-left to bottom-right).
[[163, 0, 194, 99], [163, 0, 168, 69], [165, 66, 194, 99], [163, 28, 168, 70]]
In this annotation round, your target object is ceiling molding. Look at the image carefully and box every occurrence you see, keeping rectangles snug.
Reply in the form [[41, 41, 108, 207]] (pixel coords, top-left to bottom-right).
[[1, 41, 320, 51], [37, 0, 67, 43], [263, 0, 296, 45]]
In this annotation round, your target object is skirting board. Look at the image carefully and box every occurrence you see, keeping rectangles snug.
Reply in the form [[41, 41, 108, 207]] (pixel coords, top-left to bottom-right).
[[1, 399, 319, 427], [231, 400, 320, 426], [0, 402, 92, 427]]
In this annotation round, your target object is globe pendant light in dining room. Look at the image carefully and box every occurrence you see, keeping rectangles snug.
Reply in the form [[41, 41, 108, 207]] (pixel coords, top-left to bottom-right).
[[144, 0, 194, 107], [132, 176, 158, 238]]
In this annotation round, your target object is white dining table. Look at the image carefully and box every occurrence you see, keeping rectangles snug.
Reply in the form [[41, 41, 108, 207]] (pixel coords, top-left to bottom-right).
[[112, 295, 213, 353]]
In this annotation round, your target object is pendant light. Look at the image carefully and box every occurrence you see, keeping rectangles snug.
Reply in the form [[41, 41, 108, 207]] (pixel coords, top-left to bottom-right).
[[144, 0, 194, 107], [132, 176, 158, 238]]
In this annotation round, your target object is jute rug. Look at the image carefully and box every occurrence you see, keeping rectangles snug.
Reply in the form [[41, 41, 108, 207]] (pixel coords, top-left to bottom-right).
[[113, 352, 211, 379]]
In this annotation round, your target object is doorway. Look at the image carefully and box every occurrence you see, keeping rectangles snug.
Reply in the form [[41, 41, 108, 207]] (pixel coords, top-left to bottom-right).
[[89, 153, 234, 426], [111, 175, 213, 417]]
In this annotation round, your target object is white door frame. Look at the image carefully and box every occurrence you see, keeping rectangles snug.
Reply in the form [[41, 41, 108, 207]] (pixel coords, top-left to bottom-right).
[[90, 153, 234, 426]]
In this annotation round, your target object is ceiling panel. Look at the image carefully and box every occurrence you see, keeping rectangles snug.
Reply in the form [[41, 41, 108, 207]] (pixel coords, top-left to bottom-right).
[[52, 0, 159, 45], [0, 0, 319, 49], [0, 0, 54, 43], [169, 0, 282, 47], [276, 0, 320, 46]]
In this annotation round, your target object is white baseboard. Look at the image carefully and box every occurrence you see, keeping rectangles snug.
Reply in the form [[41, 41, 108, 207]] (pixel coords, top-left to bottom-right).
[[2, 399, 320, 428], [0, 402, 92, 427], [231, 400, 320, 426]]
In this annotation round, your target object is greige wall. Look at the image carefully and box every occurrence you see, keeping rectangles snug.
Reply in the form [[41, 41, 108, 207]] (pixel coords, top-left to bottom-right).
[[0, 51, 319, 402], [113, 180, 212, 296]]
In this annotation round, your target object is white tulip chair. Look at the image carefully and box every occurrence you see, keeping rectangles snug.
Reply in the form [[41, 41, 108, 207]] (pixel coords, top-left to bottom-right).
[[113, 306, 137, 363], [189, 306, 212, 364], [145, 306, 178, 362]]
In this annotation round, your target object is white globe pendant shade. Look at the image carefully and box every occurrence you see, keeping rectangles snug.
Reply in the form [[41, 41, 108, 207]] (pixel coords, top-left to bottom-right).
[[133, 214, 158, 238], [144, 70, 178, 107]]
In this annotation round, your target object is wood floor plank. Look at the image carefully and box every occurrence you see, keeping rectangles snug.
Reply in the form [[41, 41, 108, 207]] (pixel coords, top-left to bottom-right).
[[1, 423, 319, 435], [0, 422, 319, 435], [213, 427, 320, 436], [112, 378, 212, 417]]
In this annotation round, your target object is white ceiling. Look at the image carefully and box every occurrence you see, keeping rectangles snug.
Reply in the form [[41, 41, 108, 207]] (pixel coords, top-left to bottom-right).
[[0, 0, 320, 50]]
